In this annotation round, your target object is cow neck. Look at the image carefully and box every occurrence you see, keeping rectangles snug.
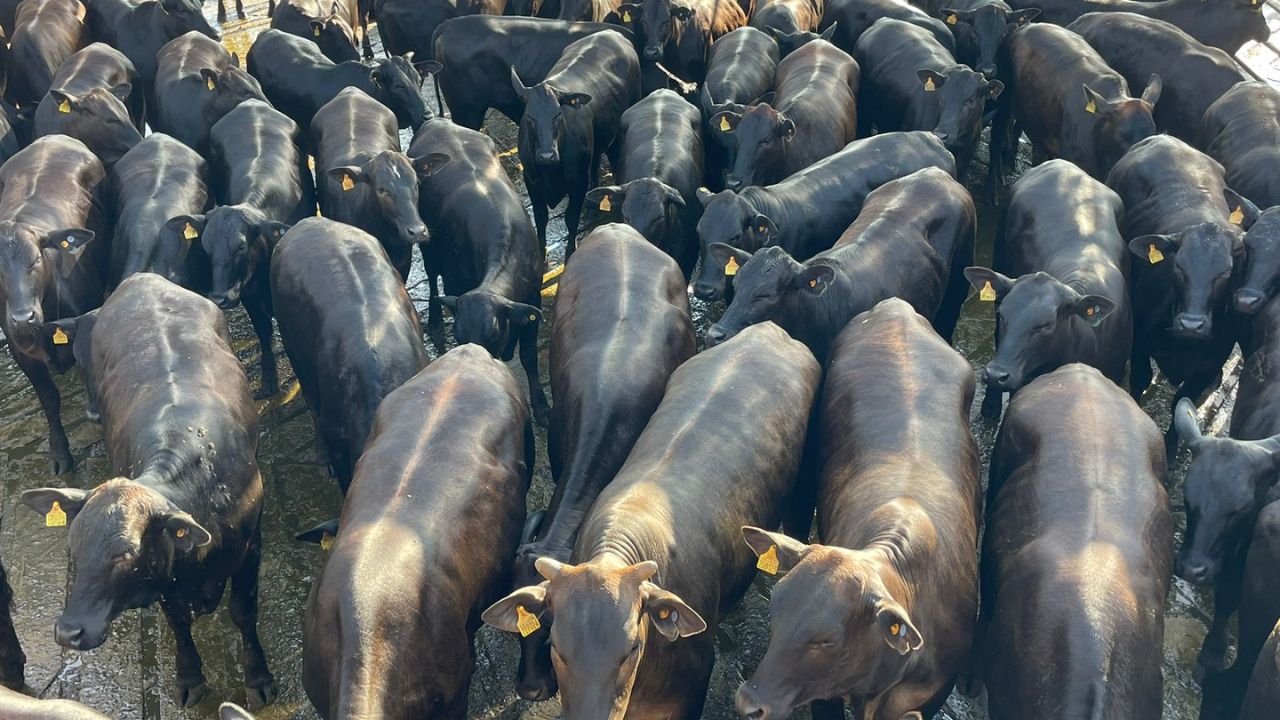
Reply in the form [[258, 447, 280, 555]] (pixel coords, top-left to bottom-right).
[[586, 530, 654, 570]]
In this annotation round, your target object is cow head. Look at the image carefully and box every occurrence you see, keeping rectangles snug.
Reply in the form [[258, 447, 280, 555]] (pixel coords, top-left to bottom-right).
[[941, 4, 1037, 78], [152, 216, 210, 289], [1173, 398, 1280, 585], [511, 69, 591, 168], [1234, 204, 1280, 315], [1085, 75, 1161, 176], [21, 479, 213, 651], [919, 67, 1002, 156], [964, 267, 1114, 392], [484, 557, 706, 720], [692, 188, 778, 301], [369, 54, 436, 130], [715, 102, 794, 191], [766, 24, 836, 57], [327, 150, 429, 246], [157, 0, 219, 41], [705, 244, 824, 348], [310, 4, 360, 63], [586, 179, 685, 251], [0, 221, 95, 353], [199, 65, 265, 115], [42, 310, 100, 420], [440, 289, 540, 360], [1230, 0, 1271, 43], [736, 528, 923, 718], [174, 208, 288, 310], [624, 0, 695, 63], [47, 86, 141, 166], [1128, 190, 1253, 339]]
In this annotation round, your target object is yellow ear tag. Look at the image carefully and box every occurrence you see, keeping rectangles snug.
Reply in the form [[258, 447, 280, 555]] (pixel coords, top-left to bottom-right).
[[313, 25, 321, 36], [719, 115, 731, 132], [724, 255, 739, 276], [599, 194, 612, 211], [757, 544, 779, 574], [46, 501, 67, 527], [320, 532, 334, 551], [623, 9, 631, 21], [1230, 206, 1245, 225], [1148, 243, 1164, 264], [516, 605, 541, 637], [53, 327, 69, 345], [58, 98, 70, 113], [924, 77, 936, 92], [207, 76, 216, 91], [946, 13, 957, 24], [183, 222, 198, 240], [1085, 99, 1097, 114], [342, 174, 355, 191], [979, 281, 996, 302]]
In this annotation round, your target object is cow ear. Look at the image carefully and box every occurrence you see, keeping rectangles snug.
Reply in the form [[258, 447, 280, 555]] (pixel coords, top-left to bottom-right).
[[1173, 398, 1204, 448], [165, 215, 205, 247], [1009, 7, 1038, 24], [230, 52, 241, 69], [258, 221, 291, 250], [506, 301, 542, 326], [41, 228, 96, 256], [414, 59, 442, 78], [1082, 84, 1109, 114], [877, 601, 923, 655], [42, 313, 90, 352], [749, 213, 778, 241], [696, 186, 717, 206], [327, 166, 363, 190], [710, 110, 740, 134], [778, 117, 796, 141], [49, 89, 74, 112], [986, 79, 1005, 100], [797, 263, 835, 294], [1224, 188, 1261, 230], [754, 91, 776, 107], [741, 526, 809, 575], [295, 518, 339, 544], [482, 584, 548, 635], [642, 583, 706, 640], [199, 68, 219, 90], [108, 83, 132, 102], [510, 67, 531, 101], [1129, 234, 1175, 265], [369, 66, 383, 87], [586, 185, 623, 215], [940, 8, 968, 24], [414, 152, 452, 179], [439, 295, 459, 312], [1141, 73, 1162, 106], [1070, 293, 1114, 328], [219, 703, 256, 720], [818, 22, 836, 41], [309, 19, 325, 35], [670, 5, 693, 21], [560, 92, 592, 108], [708, 242, 753, 276], [664, 184, 686, 209], [917, 69, 945, 92], [160, 511, 213, 554], [963, 266, 1013, 300], [22, 487, 89, 523]]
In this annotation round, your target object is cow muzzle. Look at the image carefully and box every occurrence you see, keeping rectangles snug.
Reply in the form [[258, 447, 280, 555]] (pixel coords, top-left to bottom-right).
[[981, 363, 1016, 391], [1174, 552, 1216, 585], [643, 46, 663, 61], [1173, 312, 1212, 338], [1235, 288, 1267, 315]]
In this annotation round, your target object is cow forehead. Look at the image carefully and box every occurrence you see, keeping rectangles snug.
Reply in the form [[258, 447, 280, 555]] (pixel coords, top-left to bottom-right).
[[70, 480, 162, 548]]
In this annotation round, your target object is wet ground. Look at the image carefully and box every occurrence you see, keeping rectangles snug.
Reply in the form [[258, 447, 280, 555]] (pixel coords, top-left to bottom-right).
[[1, 3, 1275, 719]]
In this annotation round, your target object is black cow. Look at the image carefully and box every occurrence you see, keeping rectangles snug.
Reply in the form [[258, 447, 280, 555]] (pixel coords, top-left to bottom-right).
[[83, 0, 217, 88], [1106, 134, 1254, 458], [377, 0, 504, 63], [750, 0, 822, 36], [25, 274, 274, 709], [432, 16, 625, 130], [707, 167, 973, 362], [1235, 510, 1280, 720], [585, 89, 703, 276], [108, 134, 208, 288], [154, 32, 266, 155], [965, 160, 1130, 418], [693, 130, 955, 302], [978, 363, 1172, 720], [271, 217, 429, 493], [737, 298, 980, 720], [1070, 13, 1247, 143], [513, 30, 639, 255], [312, 87, 427, 279], [712, 36, 858, 190], [246, 28, 431, 133], [558, 0, 618, 20], [1005, 0, 1268, 55], [617, 0, 747, 83], [5, 0, 84, 106], [408, 113, 551, 424], [820, 0, 955, 54], [512, 223, 694, 701], [486, 321, 820, 719], [295, 344, 530, 719], [937, 0, 1037, 78], [1242, 619, 1280, 719], [0, 135, 107, 474], [855, 18, 1000, 176], [0, 685, 111, 718], [1201, 82, 1280, 213], [994, 23, 1160, 184], [1234, 209, 1280, 319], [0, 557, 21, 690], [271, 0, 360, 63], [167, 99, 316, 398], [32, 42, 142, 166], [700, 26, 778, 189]]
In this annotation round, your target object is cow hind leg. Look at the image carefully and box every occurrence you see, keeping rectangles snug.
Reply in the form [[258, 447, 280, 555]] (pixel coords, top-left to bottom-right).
[[13, 348, 72, 474], [230, 526, 276, 709], [0, 563, 24, 690], [218, 0, 227, 22], [236, 0, 246, 19], [160, 597, 207, 708]]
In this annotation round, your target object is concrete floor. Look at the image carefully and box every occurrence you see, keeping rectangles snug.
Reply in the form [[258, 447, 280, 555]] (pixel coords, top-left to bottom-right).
[[0, 2, 1267, 718]]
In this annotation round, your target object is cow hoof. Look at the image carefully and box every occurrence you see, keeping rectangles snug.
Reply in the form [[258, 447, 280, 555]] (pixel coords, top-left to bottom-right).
[[237, 10, 246, 18], [49, 450, 75, 475], [244, 677, 277, 709], [257, 378, 279, 399], [175, 680, 208, 708], [1194, 654, 1227, 685]]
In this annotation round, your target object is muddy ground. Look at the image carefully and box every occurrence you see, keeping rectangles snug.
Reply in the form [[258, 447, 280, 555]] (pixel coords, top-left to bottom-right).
[[1, 3, 1273, 718]]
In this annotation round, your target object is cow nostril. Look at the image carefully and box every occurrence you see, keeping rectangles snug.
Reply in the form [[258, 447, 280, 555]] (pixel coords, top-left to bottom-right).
[[54, 620, 83, 649], [1176, 314, 1209, 333], [1236, 289, 1265, 314], [8, 310, 35, 326], [725, 177, 742, 190]]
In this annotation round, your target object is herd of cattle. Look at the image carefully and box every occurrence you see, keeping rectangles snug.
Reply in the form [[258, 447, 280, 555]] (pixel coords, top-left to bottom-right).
[[0, 0, 1277, 716]]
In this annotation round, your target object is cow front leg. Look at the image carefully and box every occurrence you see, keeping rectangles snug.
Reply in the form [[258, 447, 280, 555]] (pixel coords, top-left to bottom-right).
[[243, 289, 278, 398], [160, 597, 207, 708], [0, 564, 24, 690], [217, 0, 227, 22], [230, 527, 276, 709], [520, 322, 550, 427], [13, 348, 72, 474], [1196, 563, 1243, 683]]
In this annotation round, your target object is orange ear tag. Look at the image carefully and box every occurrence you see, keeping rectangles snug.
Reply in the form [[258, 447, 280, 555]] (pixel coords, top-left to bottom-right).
[[342, 174, 355, 191], [757, 545, 779, 574]]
